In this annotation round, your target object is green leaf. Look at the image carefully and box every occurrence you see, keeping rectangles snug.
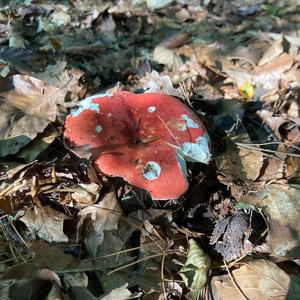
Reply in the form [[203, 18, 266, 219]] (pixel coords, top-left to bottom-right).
[[179, 239, 210, 298]]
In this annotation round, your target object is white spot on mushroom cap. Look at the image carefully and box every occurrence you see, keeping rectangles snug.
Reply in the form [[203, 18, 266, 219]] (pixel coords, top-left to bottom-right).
[[71, 98, 99, 117], [95, 125, 102, 133], [142, 161, 161, 180], [179, 114, 199, 131], [181, 134, 211, 164], [148, 106, 156, 113], [70, 93, 112, 117], [85, 93, 112, 102]]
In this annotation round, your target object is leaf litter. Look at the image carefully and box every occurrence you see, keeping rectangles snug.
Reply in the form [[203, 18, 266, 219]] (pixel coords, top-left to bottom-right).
[[0, 0, 300, 299]]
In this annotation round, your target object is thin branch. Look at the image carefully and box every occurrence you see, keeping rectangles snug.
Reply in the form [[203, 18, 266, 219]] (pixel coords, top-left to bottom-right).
[[224, 260, 249, 300]]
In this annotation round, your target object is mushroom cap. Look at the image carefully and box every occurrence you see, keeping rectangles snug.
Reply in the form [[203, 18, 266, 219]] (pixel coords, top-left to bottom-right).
[[64, 92, 211, 200]]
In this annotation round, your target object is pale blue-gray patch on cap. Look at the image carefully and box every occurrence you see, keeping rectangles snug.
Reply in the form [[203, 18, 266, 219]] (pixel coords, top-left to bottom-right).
[[142, 161, 161, 180], [181, 114, 199, 129], [181, 135, 211, 164], [95, 125, 102, 133], [147, 106, 156, 113], [176, 150, 188, 181], [71, 93, 111, 117]]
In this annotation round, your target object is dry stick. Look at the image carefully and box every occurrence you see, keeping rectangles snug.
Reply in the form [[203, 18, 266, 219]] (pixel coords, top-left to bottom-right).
[[10, 221, 30, 249], [238, 141, 300, 152], [156, 115, 181, 148], [236, 142, 300, 158], [224, 260, 249, 300], [161, 252, 167, 300], [84, 206, 168, 254], [82, 236, 186, 263], [0, 178, 23, 197], [108, 250, 178, 276], [234, 144, 279, 160]]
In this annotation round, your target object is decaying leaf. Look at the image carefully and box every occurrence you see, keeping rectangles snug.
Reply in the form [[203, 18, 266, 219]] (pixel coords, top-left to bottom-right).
[[153, 46, 182, 70], [146, 0, 174, 10], [257, 109, 289, 139], [100, 284, 132, 300], [0, 75, 66, 156], [78, 190, 123, 257], [179, 239, 210, 298], [254, 53, 295, 89], [211, 259, 290, 300], [141, 70, 184, 98], [20, 205, 69, 243], [30, 239, 77, 271], [70, 182, 100, 206], [0, 47, 47, 74], [258, 34, 289, 66], [210, 211, 249, 262], [243, 183, 300, 256], [216, 139, 264, 182], [17, 126, 60, 163]]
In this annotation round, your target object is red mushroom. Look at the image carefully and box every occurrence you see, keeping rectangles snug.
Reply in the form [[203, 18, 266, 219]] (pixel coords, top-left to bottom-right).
[[64, 92, 211, 200]]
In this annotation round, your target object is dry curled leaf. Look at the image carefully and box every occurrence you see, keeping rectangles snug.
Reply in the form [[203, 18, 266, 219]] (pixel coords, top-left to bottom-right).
[[153, 46, 182, 70], [142, 70, 184, 98]]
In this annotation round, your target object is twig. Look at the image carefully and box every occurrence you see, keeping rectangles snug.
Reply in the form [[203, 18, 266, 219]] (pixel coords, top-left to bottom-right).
[[224, 260, 249, 300], [236, 142, 300, 158], [161, 252, 167, 300], [108, 250, 178, 275], [156, 115, 181, 147]]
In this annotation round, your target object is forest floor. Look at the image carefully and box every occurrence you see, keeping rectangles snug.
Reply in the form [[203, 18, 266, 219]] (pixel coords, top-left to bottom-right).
[[0, 0, 300, 299]]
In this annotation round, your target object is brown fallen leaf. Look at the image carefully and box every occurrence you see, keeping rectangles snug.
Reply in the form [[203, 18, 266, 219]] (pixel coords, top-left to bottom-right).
[[101, 284, 132, 300], [78, 190, 123, 257], [211, 259, 290, 300], [153, 46, 182, 70], [141, 70, 184, 98], [70, 182, 101, 206], [243, 183, 300, 256], [258, 157, 284, 182], [159, 32, 190, 49], [258, 34, 289, 66], [254, 53, 295, 89], [257, 109, 289, 139], [216, 139, 264, 182], [0, 75, 66, 155], [20, 205, 70, 243], [30, 239, 77, 271]]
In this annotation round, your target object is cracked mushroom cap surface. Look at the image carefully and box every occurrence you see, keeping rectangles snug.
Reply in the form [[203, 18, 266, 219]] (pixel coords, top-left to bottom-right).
[[64, 92, 211, 200]]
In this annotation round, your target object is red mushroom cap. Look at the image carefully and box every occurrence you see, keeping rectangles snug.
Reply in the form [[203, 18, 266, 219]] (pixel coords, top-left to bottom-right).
[[64, 92, 211, 200]]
